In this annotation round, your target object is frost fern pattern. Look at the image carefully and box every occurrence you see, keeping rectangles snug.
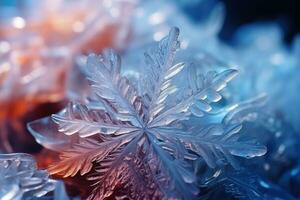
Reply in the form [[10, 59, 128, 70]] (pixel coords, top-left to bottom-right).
[[48, 27, 266, 200]]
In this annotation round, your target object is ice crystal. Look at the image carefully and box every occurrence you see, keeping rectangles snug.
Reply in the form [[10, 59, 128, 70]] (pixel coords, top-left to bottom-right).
[[200, 169, 295, 200], [29, 27, 266, 200], [0, 153, 54, 200]]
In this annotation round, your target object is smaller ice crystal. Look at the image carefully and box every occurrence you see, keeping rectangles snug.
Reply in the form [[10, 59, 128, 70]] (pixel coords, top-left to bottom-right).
[[205, 170, 296, 200], [0, 153, 54, 200]]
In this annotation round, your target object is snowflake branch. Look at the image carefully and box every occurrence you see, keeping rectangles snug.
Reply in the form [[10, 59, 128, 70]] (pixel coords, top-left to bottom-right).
[[143, 27, 183, 124], [48, 133, 138, 177], [52, 103, 139, 137], [149, 69, 238, 127], [87, 50, 143, 127]]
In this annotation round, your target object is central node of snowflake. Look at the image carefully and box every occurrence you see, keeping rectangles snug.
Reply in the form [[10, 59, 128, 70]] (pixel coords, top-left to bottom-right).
[[140, 124, 151, 134]]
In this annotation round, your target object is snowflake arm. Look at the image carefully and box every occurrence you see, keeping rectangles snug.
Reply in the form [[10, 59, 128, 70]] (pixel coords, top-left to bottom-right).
[[154, 123, 266, 169], [142, 27, 184, 124], [86, 49, 143, 128], [87, 134, 162, 200], [52, 103, 139, 137], [147, 134, 199, 200], [48, 133, 138, 177], [188, 123, 266, 169], [149, 68, 238, 127]]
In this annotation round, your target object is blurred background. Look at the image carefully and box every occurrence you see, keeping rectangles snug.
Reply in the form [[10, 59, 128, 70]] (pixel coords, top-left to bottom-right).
[[175, 0, 300, 44], [220, 0, 300, 43], [1, 0, 300, 43], [0, 0, 300, 199]]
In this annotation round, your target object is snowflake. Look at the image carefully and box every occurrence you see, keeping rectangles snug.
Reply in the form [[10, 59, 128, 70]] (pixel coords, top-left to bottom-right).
[[30, 27, 266, 200], [0, 153, 54, 200]]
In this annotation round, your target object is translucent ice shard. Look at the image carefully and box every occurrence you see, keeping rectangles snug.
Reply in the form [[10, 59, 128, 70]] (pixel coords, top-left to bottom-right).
[[0, 153, 54, 200]]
